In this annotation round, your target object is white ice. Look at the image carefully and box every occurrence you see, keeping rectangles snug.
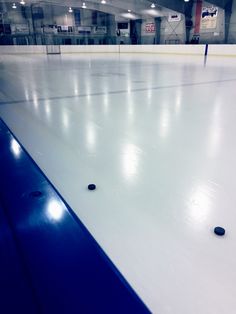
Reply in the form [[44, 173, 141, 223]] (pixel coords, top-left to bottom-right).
[[1, 53, 236, 314]]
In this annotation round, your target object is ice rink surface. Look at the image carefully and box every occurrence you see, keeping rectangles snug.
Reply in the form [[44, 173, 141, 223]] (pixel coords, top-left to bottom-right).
[[1, 53, 236, 313]]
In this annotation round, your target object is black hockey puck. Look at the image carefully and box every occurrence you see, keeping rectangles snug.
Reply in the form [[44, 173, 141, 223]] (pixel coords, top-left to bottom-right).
[[88, 184, 96, 191], [214, 226, 225, 236]]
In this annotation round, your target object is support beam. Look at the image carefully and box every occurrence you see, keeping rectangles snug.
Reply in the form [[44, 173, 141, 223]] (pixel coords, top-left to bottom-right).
[[184, 0, 194, 44], [224, 0, 233, 43], [155, 17, 161, 44], [130, 19, 142, 44]]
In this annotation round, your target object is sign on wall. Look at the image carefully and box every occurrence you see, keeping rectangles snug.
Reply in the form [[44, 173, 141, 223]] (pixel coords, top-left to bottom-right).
[[117, 22, 129, 37], [57, 25, 73, 33], [74, 9, 81, 27], [11, 24, 29, 34], [168, 14, 181, 22], [201, 6, 218, 29], [145, 23, 155, 33], [42, 25, 57, 34], [93, 26, 107, 34], [78, 26, 92, 34]]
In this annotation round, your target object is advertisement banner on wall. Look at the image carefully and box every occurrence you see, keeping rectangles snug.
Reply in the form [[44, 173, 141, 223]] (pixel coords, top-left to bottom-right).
[[117, 22, 129, 37], [78, 26, 92, 34], [168, 14, 181, 22], [11, 24, 29, 34], [120, 30, 129, 37], [201, 6, 218, 29], [57, 26, 73, 33], [145, 23, 155, 33], [93, 26, 107, 34]]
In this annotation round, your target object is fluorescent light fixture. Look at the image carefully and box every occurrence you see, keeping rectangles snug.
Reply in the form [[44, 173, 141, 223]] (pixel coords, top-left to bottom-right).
[[12, 3, 17, 8], [142, 8, 161, 17], [151, 3, 155, 8], [121, 12, 137, 19]]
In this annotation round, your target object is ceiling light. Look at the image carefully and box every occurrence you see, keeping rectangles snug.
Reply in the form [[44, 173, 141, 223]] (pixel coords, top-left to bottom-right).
[[68, 7, 73, 13], [101, 0, 106, 3], [184, 0, 190, 2], [82, 2, 87, 8], [128, 9, 131, 12], [12, 3, 17, 8], [151, 3, 155, 8], [20, 0, 25, 5]]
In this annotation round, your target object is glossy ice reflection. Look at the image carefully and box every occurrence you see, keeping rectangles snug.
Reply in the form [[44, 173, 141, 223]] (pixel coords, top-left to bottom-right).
[[122, 143, 141, 180], [1, 54, 236, 314], [159, 105, 170, 138], [188, 183, 213, 225], [10, 138, 21, 158], [47, 199, 64, 221]]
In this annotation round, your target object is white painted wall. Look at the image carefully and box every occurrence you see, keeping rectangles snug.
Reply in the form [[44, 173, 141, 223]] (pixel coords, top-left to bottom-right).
[[0, 45, 46, 54], [141, 19, 155, 45], [208, 44, 236, 56], [0, 45, 117, 55], [60, 45, 119, 53], [190, 1, 225, 44], [1, 44, 236, 57], [160, 14, 186, 44], [120, 44, 205, 55]]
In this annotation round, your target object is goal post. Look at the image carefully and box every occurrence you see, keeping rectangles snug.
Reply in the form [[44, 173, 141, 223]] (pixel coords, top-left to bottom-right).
[[46, 45, 61, 55]]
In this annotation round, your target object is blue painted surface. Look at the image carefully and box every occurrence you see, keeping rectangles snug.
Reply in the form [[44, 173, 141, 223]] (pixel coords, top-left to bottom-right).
[[0, 119, 150, 314], [0, 204, 38, 313]]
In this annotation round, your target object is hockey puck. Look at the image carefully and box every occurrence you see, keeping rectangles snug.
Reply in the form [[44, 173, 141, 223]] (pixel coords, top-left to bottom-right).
[[88, 184, 96, 191], [214, 226, 225, 236]]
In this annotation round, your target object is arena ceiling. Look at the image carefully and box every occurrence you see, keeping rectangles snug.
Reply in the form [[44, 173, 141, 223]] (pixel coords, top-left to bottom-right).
[[0, 0, 232, 20]]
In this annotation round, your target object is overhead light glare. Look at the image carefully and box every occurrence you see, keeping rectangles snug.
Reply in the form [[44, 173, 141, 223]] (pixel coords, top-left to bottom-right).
[[151, 3, 155, 8], [82, 2, 87, 8], [20, 0, 25, 5], [101, 0, 106, 3], [68, 7, 73, 13], [12, 3, 17, 8]]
